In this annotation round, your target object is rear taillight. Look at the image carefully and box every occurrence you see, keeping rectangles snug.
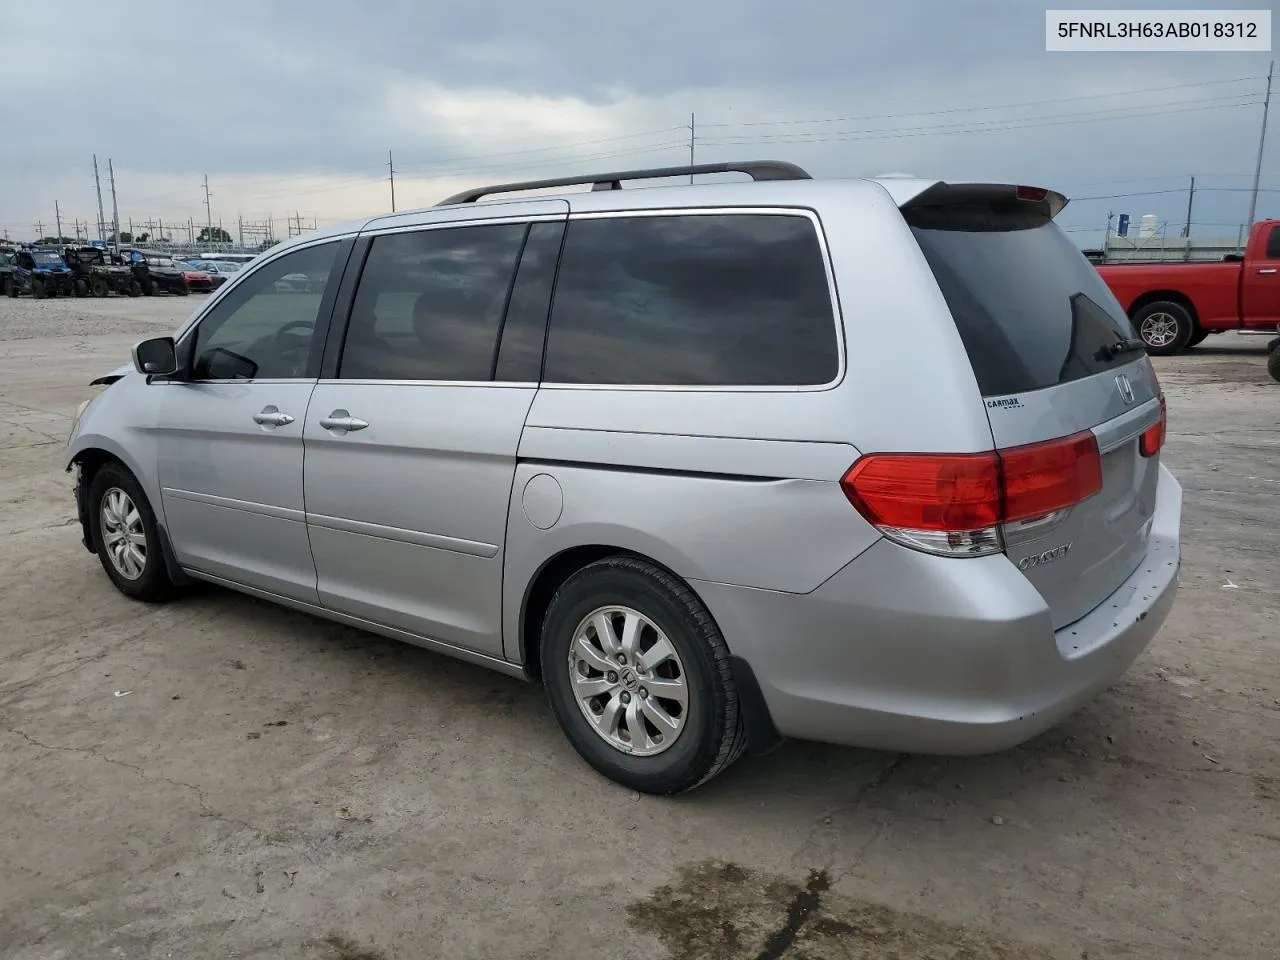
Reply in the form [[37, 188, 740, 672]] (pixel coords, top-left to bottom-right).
[[1140, 393, 1166, 457], [841, 431, 1103, 557]]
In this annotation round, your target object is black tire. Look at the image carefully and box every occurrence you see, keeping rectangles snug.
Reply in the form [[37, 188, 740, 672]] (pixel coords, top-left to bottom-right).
[[4, 276, 15, 298], [1266, 336, 1280, 353], [1186, 327, 1210, 348], [1268, 347, 1280, 384], [87, 462, 175, 602], [541, 556, 745, 795], [90, 277, 109, 298], [128, 280, 142, 297], [74, 279, 89, 298], [1132, 300, 1193, 356], [142, 277, 155, 296], [177, 282, 190, 296], [30, 278, 45, 299]]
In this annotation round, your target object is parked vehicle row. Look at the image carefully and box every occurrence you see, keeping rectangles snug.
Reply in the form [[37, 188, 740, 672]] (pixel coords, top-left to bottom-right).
[[67, 163, 1181, 795], [0, 246, 215, 298]]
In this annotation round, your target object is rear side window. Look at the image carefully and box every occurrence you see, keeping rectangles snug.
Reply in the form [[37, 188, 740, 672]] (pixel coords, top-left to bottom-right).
[[1265, 225, 1280, 260], [544, 213, 838, 386], [909, 213, 1135, 396], [340, 223, 526, 381]]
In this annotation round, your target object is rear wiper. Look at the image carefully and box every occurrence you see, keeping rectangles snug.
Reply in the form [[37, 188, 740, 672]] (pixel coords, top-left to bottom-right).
[[1095, 337, 1146, 361]]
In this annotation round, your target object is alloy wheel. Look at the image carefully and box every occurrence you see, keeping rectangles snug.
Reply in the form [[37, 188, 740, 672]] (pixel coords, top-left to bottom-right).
[[567, 605, 689, 757], [100, 487, 147, 580]]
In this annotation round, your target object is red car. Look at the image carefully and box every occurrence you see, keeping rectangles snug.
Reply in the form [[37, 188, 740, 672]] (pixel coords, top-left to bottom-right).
[[1096, 219, 1280, 355], [179, 265, 214, 293]]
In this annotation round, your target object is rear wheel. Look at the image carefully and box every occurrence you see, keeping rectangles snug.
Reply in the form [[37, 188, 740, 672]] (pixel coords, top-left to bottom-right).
[[128, 280, 143, 297], [540, 556, 745, 795], [90, 277, 109, 298], [142, 277, 155, 296], [1133, 301, 1193, 356], [87, 462, 174, 602], [1269, 346, 1280, 383], [74, 279, 88, 297]]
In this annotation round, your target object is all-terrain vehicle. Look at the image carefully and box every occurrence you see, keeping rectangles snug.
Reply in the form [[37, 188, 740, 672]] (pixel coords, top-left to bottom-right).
[[123, 251, 189, 296], [5, 248, 74, 298], [63, 246, 142, 297]]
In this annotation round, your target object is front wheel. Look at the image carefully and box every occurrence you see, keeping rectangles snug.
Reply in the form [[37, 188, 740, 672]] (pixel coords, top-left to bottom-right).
[[1186, 327, 1210, 348], [30, 278, 45, 299], [1268, 347, 1280, 383], [1133, 301, 1194, 356], [4, 276, 15, 298], [87, 463, 175, 602], [541, 556, 745, 795], [128, 280, 142, 297], [177, 282, 190, 296], [90, 278, 109, 298]]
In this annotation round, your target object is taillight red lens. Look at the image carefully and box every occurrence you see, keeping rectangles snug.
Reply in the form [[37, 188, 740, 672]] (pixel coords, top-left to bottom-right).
[[842, 452, 1000, 531], [841, 431, 1103, 534], [1140, 394, 1166, 457], [1015, 185, 1048, 202], [1001, 431, 1103, 522]]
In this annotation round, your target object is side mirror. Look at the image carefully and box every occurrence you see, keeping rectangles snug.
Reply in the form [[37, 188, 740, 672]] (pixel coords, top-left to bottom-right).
[[132, 336, 178, 376]]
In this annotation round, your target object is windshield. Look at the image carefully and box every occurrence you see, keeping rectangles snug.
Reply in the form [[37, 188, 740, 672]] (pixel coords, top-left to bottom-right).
[[908, 216, 1136, 396], [32, 251, 64, 265]]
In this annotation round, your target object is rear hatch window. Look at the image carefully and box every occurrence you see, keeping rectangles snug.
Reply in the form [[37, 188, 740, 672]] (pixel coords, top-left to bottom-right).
[[904, 189, 1163, 630], [907, 204, 1135, 397]]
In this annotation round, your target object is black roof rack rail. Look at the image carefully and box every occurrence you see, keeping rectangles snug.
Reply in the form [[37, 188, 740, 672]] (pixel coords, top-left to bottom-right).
[[435, 160, 811, 206]]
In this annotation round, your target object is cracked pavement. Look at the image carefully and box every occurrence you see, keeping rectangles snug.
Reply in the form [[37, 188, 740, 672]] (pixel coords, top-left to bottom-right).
[[0, 298, 1277, 959]]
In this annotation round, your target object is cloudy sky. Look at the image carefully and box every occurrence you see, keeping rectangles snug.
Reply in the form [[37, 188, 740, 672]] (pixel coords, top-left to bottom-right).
[[0, 0, 1275, 247]]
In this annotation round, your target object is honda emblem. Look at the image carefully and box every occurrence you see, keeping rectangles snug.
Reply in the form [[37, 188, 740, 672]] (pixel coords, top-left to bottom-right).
[[1115, 373, 1135, 405]]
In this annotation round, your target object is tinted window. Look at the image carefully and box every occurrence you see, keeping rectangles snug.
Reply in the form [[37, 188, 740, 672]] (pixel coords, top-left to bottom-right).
[[191, 241, 339, 380], [909, 215, 1134, 396], [496, 221, 565, 382], [544, 214, 838, 386], [1265, 226, 1280, 260], [339, 223, 526, 381]]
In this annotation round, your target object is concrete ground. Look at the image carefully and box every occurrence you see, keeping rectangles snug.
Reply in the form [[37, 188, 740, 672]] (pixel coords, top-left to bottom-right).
[[0, 294, 1276, 960]]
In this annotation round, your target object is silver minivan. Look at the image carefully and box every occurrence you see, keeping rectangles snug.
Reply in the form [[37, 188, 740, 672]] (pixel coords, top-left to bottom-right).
[[66, 162, 1181, 794]]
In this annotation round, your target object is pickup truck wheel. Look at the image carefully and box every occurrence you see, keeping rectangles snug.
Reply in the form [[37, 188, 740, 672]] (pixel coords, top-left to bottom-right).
[[1186, 327, 1210, 348], [1133, 301, 1193, 356], [1268, 347, 1280, 383]]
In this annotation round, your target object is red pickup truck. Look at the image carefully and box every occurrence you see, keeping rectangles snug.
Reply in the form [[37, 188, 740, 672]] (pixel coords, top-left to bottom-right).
[[1096, 219, 1280, 355]]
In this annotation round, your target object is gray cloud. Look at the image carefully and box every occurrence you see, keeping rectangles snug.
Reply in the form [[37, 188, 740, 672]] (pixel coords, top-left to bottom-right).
[[1, 0, 1275, 241]]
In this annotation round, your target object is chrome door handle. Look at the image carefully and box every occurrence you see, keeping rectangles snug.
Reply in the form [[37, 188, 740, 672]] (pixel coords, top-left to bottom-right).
[[319, 410, 369, 433], [1258, 268, 1277, 274], [252, 407, 294, 427]]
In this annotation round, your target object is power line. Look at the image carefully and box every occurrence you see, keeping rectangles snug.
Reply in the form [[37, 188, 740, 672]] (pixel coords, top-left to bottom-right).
[[697, 74, 1266, 130], [699, 94, 1261, 145]]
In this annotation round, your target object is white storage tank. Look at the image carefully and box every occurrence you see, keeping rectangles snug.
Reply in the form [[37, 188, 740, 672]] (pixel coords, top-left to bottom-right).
[[1139, 214, 1158, 239]]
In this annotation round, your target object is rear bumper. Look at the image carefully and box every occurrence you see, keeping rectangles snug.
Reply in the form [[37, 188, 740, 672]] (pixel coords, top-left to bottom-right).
[[693, 465, 1182, 755]]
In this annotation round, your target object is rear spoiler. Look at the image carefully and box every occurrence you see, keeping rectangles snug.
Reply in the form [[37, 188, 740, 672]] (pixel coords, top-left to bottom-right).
[[899, 182, 1069, 220]]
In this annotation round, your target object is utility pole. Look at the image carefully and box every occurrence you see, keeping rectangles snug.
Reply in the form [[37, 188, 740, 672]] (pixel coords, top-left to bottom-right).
[[388, 149, 396, 212], [34, 221, 45, 240], [55, 201, 63, 242], [689, 113, 695, 183], [1103, 210, 1114, 257], [1247, 60, 1273, 229], [1182, 175, 1196, 260], [202, 174, 213, 239], [238, 215, 244, 248], [108, 158, 121, 254], [92, 154, 107, 245]]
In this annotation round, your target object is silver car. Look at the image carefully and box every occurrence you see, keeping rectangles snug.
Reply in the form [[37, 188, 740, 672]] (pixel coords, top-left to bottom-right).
[[66, 162, 1181, 794]]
